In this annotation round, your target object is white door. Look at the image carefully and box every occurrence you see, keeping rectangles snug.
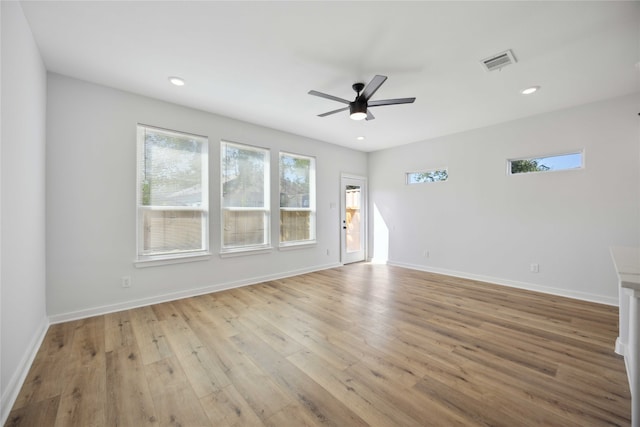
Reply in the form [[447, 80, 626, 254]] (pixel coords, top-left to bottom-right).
[[341, 175, 366, 264]]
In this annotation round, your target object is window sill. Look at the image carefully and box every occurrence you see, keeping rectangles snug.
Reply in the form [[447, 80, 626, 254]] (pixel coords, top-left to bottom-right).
[[279, 241, 317, 251], [134, 252, 212, 268], [219, 247, 273, 258]]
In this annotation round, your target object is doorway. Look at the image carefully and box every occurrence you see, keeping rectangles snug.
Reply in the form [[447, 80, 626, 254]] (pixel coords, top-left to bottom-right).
[[340, 175, 367, 264]]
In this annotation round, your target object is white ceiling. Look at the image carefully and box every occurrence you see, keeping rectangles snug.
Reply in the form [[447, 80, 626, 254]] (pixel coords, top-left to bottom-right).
[[19, 1, 640, 152]]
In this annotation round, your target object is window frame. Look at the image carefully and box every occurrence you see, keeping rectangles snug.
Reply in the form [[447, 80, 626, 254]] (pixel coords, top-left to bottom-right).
[[507, 150, 584, 176], [220, 140, 271, 255], [279, 151, 317, 248], [135, 124, 210, 265]]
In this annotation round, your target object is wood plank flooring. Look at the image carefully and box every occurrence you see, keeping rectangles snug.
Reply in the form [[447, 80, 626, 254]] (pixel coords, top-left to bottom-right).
[[6, 264, 631, 426]]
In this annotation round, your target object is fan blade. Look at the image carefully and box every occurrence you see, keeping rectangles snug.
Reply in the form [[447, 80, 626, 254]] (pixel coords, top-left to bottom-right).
[[318, 106, 349, 117], [308, 90, 351, 105], [361, 75, 387, 101], [365, 110, 375, 121], [368, 97, 416, 107]]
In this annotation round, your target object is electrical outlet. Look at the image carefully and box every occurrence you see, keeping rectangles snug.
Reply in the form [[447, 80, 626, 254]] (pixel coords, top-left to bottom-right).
[[423, 250, 429, 258], [326, 249, 330, 256], [122, 276, 131, 288], [530, 263, 539, 273]]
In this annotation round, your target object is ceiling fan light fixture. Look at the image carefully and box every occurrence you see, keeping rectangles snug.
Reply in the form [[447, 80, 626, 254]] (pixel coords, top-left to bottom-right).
[[350, 111, 367, 121], [350, 99, 367, 120]]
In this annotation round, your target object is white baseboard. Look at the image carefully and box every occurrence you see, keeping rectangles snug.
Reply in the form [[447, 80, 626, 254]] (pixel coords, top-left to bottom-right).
[[49, 262, 342, 324], [615, 337, 626, 356], [615, 337, 633, 394], [1, 316, 49, 426], [387, 260, 618, 306]]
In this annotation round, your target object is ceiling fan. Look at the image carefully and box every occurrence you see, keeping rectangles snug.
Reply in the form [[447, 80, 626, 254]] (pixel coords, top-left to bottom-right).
[[308, 75, 416, 121]]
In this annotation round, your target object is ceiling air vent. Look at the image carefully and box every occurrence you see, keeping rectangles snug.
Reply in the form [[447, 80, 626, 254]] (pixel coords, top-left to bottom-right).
[[480, 50, 517, 72]]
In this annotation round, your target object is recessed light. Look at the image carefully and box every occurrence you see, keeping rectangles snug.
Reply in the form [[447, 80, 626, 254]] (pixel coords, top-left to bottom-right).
[[521, 86, 540, 95], [169, 76, 185, 86], [356, 136, 365, 141]]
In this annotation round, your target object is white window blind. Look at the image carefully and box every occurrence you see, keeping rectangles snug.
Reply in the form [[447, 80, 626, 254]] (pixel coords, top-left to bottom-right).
[[279, 152, 316, 245], [221, 141, 270, 251], [136, 125, 209, 260]]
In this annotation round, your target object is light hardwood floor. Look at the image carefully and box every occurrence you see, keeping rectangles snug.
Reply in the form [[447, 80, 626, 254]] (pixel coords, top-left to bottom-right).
[[6, 264, 631, 426]]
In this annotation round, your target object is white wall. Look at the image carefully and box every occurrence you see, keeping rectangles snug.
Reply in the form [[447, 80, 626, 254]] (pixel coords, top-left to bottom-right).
[[0, 1, 48, 421], [46, 73, 367, 319], [369, 93, 640, 304]]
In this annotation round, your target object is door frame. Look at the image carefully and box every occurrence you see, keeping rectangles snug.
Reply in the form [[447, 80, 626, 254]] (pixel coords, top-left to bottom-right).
[[340, 173, 367, 264]]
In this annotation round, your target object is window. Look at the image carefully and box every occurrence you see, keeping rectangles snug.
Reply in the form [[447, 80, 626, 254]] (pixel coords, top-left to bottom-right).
[[406, 168, 448, 184], [279, 152, 316, 245], [221, 141, 270, 252], [136, 125, 209, 261], [508, 151, 583, 175]]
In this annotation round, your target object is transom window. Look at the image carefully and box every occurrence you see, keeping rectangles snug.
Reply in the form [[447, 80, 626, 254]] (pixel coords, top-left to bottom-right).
[[406, 168, 449, 184], [508, 151, 583, 175]]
